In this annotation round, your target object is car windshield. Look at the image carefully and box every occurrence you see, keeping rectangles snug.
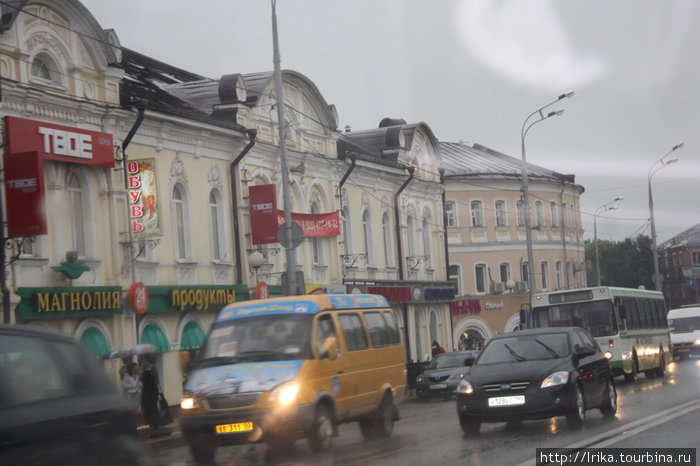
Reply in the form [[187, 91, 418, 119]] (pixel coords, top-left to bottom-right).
[[200, 314, 313, 364], [669, 315, 700, 333], [428, 352, 474, 369], [476, 333, 570, 365], [532, 300, 618, 337]]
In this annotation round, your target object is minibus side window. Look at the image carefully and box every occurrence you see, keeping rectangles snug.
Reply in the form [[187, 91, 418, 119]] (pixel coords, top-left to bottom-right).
[[383, 311, 401, 346], [364, 312, 390, 347], [338, 313, 369, 351], [315, 314, 339, 358]]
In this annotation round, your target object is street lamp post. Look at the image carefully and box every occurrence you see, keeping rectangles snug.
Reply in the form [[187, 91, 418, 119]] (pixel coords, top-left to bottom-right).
[[648, 143, 683, 291], [594, 196, 623, 286], [521, 91, 574, 299]]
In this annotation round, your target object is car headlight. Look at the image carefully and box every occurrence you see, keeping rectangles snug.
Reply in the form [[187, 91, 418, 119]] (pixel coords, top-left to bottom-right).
[[180, 397, 199, 410], [269, 382, 299, 405], [415, 375, 425, 383], [449, 372, 465, 381], [604, 351, 613, 359], [540, 371, 569, 388], [455, 379, 474, 394], [694, 339, 700, 346]]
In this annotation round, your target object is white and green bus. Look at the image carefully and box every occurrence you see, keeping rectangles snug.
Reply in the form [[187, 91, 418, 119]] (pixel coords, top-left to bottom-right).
[[528, 287, 671, 383]]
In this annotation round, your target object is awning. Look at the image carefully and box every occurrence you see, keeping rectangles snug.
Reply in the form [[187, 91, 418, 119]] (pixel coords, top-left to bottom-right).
[[181, 322, 205, 351], [80, 328, 111, 359], [141, 325, 170, 353]]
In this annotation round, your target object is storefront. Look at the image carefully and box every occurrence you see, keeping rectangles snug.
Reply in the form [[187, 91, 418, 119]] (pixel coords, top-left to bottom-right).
[[451, 294, 529, 350]]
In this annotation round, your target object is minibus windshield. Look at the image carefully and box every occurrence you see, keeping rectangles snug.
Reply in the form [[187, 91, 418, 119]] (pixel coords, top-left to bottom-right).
[[200, 314, 313, 364]]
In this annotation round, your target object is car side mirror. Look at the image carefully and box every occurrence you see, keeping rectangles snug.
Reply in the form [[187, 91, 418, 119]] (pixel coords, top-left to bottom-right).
[[319, 336, 339, 360], [464, 358, 474, 367], [574, 345, 595, 358]]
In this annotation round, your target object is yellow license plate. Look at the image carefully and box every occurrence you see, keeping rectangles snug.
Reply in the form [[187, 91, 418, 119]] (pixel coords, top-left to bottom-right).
[[215, 422, 254, 434]]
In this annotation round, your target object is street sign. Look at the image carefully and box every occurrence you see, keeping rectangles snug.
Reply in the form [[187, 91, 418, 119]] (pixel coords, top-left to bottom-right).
[[277, 221, 303, 249]]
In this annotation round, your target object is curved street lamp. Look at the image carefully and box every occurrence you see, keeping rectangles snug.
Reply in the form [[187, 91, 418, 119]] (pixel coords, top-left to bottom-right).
[[648, 142, 683, 291], [521, 91, 574, 298], [594, 196, 623, 286]]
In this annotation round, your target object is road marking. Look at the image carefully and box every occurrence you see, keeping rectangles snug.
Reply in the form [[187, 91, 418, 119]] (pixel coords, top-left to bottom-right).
[[516, 398, 700, 466]]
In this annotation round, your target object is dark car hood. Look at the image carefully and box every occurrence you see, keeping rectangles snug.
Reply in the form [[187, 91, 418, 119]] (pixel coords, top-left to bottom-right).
[[467, 359, 570, 384], [422, 366, 469, 378]]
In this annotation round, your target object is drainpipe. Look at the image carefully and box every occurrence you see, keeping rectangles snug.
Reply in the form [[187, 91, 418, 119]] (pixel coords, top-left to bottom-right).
[[440, 169, 454, 351], [559, 183, 569, 288], [337, 155, 356, 214], [231, 129, 257, 285], [121, 106, 146, 284], [394, 166, 415, 360]]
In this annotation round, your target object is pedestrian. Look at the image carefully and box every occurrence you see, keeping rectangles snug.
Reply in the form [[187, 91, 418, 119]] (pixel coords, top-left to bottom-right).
[[118, 356, 133, 381], [121, 362, 141, 405], [140, 353, 162, 430], [431, 340, 446, 358]]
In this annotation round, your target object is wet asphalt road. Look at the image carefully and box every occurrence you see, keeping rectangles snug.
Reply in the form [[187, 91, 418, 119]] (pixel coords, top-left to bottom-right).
[[146, 357, 700, 465]]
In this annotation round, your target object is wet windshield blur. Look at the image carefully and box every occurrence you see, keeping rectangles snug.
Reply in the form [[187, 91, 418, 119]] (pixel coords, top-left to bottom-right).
[[200, 315, 313, 364], [476, 333, 570, 365]]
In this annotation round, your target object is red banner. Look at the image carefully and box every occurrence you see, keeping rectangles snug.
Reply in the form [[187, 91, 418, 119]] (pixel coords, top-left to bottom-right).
[[249, 184, 278, 245], [4, 116, 115, 167], [277, 210, 340, 237], [4, 151, 47, 237]]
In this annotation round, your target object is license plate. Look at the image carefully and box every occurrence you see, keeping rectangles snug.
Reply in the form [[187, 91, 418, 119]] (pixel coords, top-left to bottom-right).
[[215, 422, 254, 434], [678, 348, 689, 352], [430, 383, 448, 390], [488, 395, 525, 407]]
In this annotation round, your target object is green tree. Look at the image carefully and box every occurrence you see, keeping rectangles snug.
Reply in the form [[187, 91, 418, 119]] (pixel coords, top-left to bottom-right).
[[585, 235, 654, 289]]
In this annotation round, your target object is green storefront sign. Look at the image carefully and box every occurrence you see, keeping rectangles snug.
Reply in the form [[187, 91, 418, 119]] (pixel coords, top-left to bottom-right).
[[16, 286, 123, 320], [144, 285, 248, 313]]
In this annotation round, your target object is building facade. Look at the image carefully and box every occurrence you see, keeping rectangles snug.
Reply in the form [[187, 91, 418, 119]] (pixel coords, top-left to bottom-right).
[[440, 142, 586, 349], [660, 223, 700, 309]]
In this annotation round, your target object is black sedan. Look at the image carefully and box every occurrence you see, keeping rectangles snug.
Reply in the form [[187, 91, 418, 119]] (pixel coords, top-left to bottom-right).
[[415, 351, 479, 400], [0, 324, 146, 465], [455, 327, 616, 434]]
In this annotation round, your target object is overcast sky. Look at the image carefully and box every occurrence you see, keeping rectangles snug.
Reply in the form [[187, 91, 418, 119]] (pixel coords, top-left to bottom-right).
[[81, 0, 700, 244]]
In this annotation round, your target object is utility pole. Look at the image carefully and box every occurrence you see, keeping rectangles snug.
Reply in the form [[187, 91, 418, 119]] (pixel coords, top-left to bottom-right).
[[271, 0, 297, 295]]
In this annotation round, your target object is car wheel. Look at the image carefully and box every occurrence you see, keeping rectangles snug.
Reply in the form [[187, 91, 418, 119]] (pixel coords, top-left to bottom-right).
[[188, 436, 216, 465], [566, 384, 585, 428], [308, 405, 334, 453], [624, 355, 638, 384], [359, 393, 394, 440], [599, 378, 617, 417], [459, 414, 480, 434]]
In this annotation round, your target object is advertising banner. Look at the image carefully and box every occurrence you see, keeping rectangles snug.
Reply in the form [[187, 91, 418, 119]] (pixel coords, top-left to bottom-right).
[[126, 158, 160, 237], [249, 184, 278, 245], [4, 116, 115, 167], [3, 151, 46, 237], [277, 210, 340, 237]]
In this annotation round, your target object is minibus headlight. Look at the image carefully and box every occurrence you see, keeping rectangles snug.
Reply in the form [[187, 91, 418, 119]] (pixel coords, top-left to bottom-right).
[[604, 351, 613, 360], [455, 379, 474, 395], [180, 397, 199, 410], [694, 339, 700, 346], [269, 382, 299, 405], [540, 371, 569, 388]]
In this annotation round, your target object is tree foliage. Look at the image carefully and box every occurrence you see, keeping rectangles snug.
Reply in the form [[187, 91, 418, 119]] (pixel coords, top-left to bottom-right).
[[585, 235, 654, 289]]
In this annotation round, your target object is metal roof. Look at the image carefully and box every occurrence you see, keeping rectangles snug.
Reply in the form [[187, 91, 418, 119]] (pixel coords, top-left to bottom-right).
[[439, 141, 580, 187], [660, 223, 700, 249]]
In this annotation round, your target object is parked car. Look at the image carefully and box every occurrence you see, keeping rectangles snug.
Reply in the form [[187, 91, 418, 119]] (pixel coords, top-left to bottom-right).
[[455, 327, 616, 434], [415, 351, 479, 400], [0, 324, 145, 465]]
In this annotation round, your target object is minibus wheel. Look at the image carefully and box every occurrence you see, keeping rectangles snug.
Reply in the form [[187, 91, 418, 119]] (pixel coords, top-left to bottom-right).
[[308, 405, 334, 452]]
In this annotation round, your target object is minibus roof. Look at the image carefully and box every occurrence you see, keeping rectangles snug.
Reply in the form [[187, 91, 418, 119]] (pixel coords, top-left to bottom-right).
[[667, 306, 700, 319], [214, 294, 390, 323]]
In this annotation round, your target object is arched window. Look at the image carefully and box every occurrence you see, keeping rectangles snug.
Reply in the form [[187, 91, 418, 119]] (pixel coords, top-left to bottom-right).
[[470, 200, 484, 227], [541, 261, 550, 290], [535, 201, 544, 228], [499, 262, 511, 283], [67, 172, 86, 257], [382, 212, 393, 267], [209, 189, 225, 261], [31, 52, 62, 86], [362, 210, 374, 265], [495, 200, 507, 227], [516, 200, 525, 227], [422, 217, 431, 266], [172, 184, 191, 260], [311, 201, 323, 264], [550, 202, 559, 228], [475, 264, 487, 294]]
